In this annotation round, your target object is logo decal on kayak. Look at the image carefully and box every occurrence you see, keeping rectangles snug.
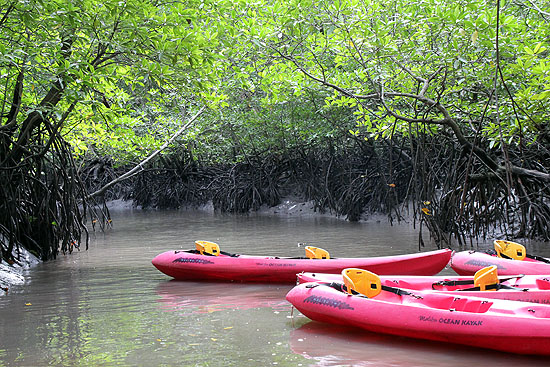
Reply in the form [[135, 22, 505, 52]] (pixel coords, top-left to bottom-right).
[[303, 295, 354, 310], [464, 260, 505, 270], [172, 257, 215, 265]]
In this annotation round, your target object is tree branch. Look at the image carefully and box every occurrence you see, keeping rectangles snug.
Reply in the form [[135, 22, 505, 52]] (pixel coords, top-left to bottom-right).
[[274, 47, 550, 183], [87, 106, 206, 199], [0, 3, 15, 28], [1, 67, 24, 131]]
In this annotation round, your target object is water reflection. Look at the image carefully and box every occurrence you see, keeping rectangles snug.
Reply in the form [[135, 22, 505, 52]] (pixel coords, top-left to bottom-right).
[[289, 321, 549, 367], [156, 281, 292, 315]]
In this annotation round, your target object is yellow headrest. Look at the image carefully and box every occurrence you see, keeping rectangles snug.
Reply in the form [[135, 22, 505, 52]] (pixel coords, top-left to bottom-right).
[[494, 240, 526, 260], [474, 265, 499, 291], [342, 268, 381, 298], [195, 240, 220, 256], [305, 246, 330, 259]]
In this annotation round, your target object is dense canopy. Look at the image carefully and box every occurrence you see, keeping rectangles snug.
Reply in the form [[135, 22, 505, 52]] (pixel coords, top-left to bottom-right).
[[1, 0, 550, 261]]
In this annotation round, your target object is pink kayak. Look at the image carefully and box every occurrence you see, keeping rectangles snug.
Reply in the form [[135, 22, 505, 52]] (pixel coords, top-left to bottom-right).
[[451, 250, 550, 276], [152, 248, 452, 282], [286, 281, 550, 355], [297, 272, 550, 304]]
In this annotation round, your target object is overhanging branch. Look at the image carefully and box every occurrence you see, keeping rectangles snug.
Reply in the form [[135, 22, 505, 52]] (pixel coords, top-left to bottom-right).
[[86, 106, 206, 199]]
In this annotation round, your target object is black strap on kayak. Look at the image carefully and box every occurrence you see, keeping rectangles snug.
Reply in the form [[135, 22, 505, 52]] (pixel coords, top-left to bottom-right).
[[220, 250, 240, 257], [306, 282, 349, 293], [184, 249, 240, 257], [432, 279, 476, 289], [308, 282, 423, 299], [431, 274, 525, 289], [526, 254, 550, 264], [498, 251, 513, 260], [457, 283, 519, 292], [381, 285, 422, 297]]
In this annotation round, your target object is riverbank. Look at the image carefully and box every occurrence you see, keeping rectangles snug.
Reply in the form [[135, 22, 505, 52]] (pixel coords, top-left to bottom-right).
[[108, 196, 389, 223], [0, 247, 39, 296]]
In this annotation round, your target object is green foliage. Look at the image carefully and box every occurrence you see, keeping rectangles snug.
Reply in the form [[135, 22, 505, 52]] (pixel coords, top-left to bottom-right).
[[192, 90, 353, 164], [4, 0, 550, 164], [0, 0, 236, 166], [220, 0, 550, 150]]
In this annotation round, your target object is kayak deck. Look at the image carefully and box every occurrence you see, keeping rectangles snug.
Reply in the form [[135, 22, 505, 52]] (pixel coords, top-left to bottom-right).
[[297, 272, 550, 304], [286, 281, 550, 355], [152, 248, 452, 282], [451, 251, 550, 276]]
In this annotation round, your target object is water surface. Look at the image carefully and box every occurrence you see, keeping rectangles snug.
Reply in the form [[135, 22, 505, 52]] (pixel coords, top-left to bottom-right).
[[0, 210, 547, 366]]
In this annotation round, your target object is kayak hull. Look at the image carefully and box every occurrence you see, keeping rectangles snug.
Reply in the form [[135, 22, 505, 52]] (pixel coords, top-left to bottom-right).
[[451, 251, 550, 276], [297, 272, 550, 304], [286, 282, 550, 355], [152, 249, 452, 282]]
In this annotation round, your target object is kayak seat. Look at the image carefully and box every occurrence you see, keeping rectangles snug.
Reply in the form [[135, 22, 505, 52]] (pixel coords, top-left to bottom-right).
[[305, 246, 330, 259], [342, 268, 381, 298], [474, 265, 499, 291], [494, 240, 526, 260], [187, 249, 238, 257], [195, 240, 220, 256]]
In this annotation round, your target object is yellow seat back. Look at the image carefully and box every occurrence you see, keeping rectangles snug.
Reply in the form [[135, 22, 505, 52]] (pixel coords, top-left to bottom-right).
[[305, 246, 330, 259], [494, 240, 526, 260], [474, 265, 499, 291], [342, 268, 381, 298], [195, 240, 220, 256]]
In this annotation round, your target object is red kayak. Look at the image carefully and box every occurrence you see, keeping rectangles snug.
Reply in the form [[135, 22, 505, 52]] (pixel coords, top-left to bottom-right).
[[451, 251, 550, 276], [297, 271, 550, 304], [152, 246, 452, 282], [286, 277, 550, 355]]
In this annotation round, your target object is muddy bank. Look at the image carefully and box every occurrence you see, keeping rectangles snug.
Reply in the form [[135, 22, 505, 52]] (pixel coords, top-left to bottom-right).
[[0, 247, 39, 296]]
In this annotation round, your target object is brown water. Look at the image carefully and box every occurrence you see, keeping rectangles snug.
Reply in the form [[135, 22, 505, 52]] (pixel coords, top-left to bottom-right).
[[0, 210, 548, 366]]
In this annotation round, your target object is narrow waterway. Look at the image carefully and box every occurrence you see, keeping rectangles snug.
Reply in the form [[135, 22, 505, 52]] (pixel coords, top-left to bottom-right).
[[0, 209, 548, 366]]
